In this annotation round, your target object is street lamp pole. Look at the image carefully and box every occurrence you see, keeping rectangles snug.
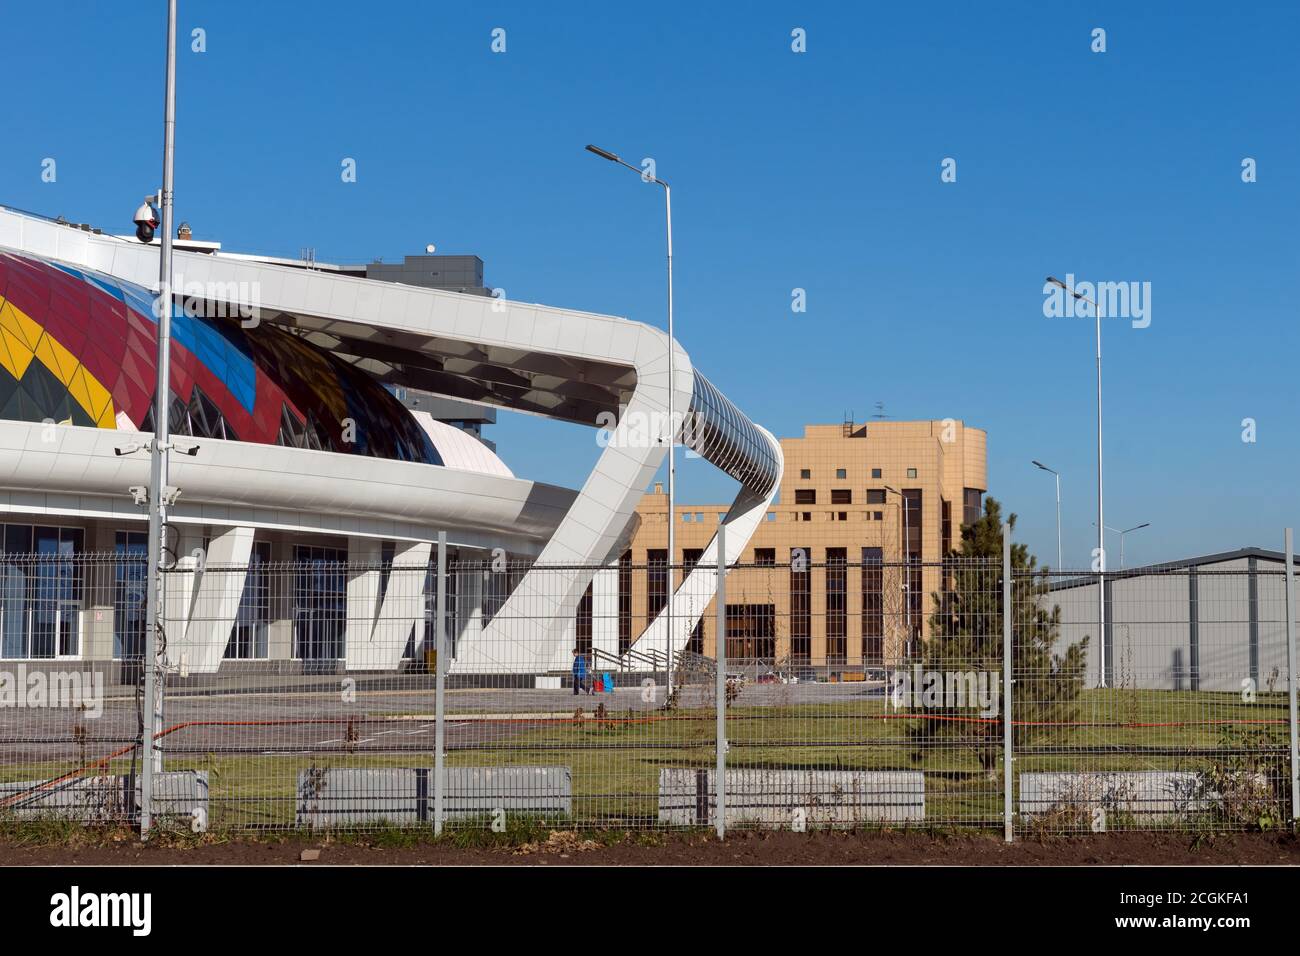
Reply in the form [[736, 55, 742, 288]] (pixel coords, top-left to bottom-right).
[[141, 0, 178, 838], [1096, 522, 1150, 570], [586, 145, 675, 694], [1031, 460, 1063, 571], [1048, 276, 1107, 687]]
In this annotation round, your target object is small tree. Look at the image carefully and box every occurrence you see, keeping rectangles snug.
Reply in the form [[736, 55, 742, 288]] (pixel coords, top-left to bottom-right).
[[908, 497, 1088, 772]]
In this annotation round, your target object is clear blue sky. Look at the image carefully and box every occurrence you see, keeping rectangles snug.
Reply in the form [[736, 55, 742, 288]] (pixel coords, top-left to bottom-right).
[[4, 1, 1297, 569]]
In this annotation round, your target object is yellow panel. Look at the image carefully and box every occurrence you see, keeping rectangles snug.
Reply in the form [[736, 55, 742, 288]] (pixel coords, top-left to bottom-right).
[[0, 300, 45, 351], [96, 400, 117, 429], [67, 366, 95, 419], [81, 367, 114, 422], [0, 327, 33, 379], [33, 332, 79, 386]]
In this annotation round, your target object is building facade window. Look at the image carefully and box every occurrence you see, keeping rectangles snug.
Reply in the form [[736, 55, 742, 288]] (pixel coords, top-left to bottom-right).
[[1, 525, 84, 660], [293, 545, 347, 663], [835, 468, 847, 479], [794, 489, 816, 505], [225, 541, 272, 659], [862, 547, 883, 664], [754, 548, 776, 566], [618, 550, 632, 655], [646, 549, 668, 623], [114, 530, 148, 663], [831, 489, 852, 505], [799, 469, 811, 479], [963, 488, 983, 527], [825, 548, 847, 662], [871, 468, 882, 479], [866, 489, 886, 504], [789, 547, 811, 662], [726, 604, 775, 660], [907, 467, 918, 479]]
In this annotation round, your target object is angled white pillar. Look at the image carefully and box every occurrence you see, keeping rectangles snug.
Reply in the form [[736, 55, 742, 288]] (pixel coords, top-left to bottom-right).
[[164, 525, 255, 674]]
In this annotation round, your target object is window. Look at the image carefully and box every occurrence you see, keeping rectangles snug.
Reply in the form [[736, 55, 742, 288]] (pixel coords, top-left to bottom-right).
[[801, 512, 812, 522], [799, 469, 811, 479], [1, 525, 84, 660], [862, 547, 884, 664], [871, 468, 882, 479], [963, 488, 983, 526], [835, 468, 847, 479], [789, 548, 811, 662], [681, 512, 692, 522], [754, 548, 776, 567], [726, 604, 775, 660], [874, 511, 883, 521], [838, 512, 847, 522], [794, 489, 816, 505], [293, 545, 348, 664], [866, 489, 886, 504], [826, 549, 847, 661], [765, 512, 776, 522], [907, 467, 918, 479], [114, 530, 148, 664], [695, 512, 704, 523], [831, 489, 852, 505], [647, 549, 668, 622], [225, 541, 272, 659]]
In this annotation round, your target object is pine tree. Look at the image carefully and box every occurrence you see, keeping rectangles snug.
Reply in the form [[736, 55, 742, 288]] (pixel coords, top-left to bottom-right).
[[907, 497, 1088, 772]]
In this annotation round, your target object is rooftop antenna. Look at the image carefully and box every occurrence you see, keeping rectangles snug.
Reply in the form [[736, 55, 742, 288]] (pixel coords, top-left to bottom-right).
[[842, 409, 854, 437], [872, 402, 889, 420]]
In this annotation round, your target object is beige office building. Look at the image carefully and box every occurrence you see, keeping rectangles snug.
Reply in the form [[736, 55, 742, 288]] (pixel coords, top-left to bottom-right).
[[616, 420, 987, 668]]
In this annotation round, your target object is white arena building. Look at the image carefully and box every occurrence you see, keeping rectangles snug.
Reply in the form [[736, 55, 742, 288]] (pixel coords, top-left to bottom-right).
[[0, 204, 781, 682]]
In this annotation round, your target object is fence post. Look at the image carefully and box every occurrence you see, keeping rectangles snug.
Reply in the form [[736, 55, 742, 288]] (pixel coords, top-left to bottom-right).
[[1285, 528, 1298, 827], [715, 521, 727, 839], [1002, 523, 1014, 843], [434, 531, 447, 836]]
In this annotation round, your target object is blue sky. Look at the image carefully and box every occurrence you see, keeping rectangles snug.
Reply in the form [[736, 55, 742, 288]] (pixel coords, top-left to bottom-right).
[[4, 1, 1297, 569]]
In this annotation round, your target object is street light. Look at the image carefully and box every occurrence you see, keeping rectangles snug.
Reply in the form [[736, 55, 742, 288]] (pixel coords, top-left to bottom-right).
[[1031, 460, 1063, 571], [1047, 275, 1107, 686], [1094, 521, 1150, 570], [586, 144, 675, 692]]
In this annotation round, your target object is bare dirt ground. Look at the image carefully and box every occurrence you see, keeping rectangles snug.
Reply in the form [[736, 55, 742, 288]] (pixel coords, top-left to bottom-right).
[[2, 829, 1298, 866]]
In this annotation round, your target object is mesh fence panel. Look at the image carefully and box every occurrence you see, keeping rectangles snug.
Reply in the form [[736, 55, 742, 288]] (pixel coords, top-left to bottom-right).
[[0, 550, 1295, 835]]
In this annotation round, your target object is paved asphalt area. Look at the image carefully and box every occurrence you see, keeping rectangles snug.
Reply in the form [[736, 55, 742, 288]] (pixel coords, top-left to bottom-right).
[[1, 679, 886, 769]]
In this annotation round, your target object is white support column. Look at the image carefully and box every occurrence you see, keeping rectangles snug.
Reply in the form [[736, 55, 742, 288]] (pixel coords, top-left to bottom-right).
[[344, 538, 383, 670], [164, 525, 255, 674], [347, 539, 434, 671]]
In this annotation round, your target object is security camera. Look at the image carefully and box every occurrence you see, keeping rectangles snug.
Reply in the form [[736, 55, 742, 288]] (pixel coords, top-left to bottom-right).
[[133, 198, 159, 244], [128, 485, 149, 506]]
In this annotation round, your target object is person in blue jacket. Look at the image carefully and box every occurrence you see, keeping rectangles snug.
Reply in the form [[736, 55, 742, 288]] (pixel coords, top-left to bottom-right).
[[572, 647, 587, 695]]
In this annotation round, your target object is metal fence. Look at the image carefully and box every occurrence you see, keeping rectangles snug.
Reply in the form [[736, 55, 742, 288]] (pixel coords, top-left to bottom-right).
[[0, 527, 1296, 838]]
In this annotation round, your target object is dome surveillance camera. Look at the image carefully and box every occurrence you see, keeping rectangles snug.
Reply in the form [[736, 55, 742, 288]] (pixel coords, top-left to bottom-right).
[[133, 200, 159, 243], [425, 243, 436, 254]]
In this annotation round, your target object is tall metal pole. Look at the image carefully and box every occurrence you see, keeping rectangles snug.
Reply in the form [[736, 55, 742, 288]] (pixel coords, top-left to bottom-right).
[[434, 531, 447, 835], [582, 147, 676, 698], [1095, 295, 1106, 688], [1002, 522, 1013, 842], [714, 521, 726, 839], [664, 183, 674, 699], [140, 0, 178, 839], [1284, 528, 1298, 826], [1054, 472, 1062, 572]]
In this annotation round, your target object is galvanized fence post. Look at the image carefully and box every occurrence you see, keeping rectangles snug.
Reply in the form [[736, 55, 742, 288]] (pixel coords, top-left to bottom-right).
[[1285, 528, 1298, 827], [715, 521, 727, 839], [434, 531, 447, 835], [1002, 524, 1014, 843]]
